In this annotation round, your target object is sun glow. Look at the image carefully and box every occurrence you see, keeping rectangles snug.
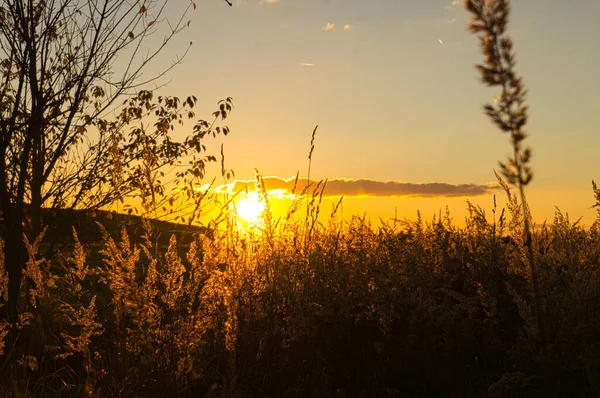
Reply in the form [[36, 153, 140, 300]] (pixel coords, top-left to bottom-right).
[[236, 191, 266, 224]]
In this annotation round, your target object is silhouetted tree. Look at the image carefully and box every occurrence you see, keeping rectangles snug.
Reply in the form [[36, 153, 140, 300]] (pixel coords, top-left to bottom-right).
[[0, 0, 232, 317]]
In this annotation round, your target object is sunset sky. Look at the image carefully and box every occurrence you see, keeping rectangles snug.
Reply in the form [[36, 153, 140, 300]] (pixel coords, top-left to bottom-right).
[[143, 0, 600, 226]]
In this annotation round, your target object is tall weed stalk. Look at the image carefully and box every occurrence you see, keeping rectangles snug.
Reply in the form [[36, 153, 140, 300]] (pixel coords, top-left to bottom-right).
[[465, 0, 545, 343]]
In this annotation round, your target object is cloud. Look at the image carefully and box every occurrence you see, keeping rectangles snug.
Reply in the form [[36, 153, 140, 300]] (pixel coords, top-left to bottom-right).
[[343, 24, 353, 31], [447, 18, 457, 23], [213, 176, 500, 199], [322, 22, 335, 31], [445, 0, 460, 9], [259, 0, 279, 4], [300, 63, 315, 67]]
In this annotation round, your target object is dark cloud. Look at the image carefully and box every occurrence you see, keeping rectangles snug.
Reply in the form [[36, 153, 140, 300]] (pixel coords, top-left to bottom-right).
[[220, 177, 499, 198]]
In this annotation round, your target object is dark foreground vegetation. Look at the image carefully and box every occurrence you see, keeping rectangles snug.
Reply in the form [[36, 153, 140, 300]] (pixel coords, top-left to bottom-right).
[[1, 0, 598, 396], [2, 190, 600, 397]]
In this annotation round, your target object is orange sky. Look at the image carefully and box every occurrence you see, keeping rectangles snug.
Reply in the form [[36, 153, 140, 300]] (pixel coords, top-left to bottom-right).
[[132, 0, 600, 227]]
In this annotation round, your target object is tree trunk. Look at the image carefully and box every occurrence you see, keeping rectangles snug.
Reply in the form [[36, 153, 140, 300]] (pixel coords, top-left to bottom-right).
[[30, 130, 43, 239]]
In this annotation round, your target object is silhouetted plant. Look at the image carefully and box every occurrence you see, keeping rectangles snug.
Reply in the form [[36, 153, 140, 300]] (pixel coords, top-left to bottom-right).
[[1, 1, 600, 396], [465, 0, 545, 344], [0, 0, 233, 318]]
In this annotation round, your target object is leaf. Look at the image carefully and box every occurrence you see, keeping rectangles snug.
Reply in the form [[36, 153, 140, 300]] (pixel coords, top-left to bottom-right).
[[193, 2, 196, 9], [148, 20, 155, 27], [128, 31, 134, 39], [139, 5, 146, 14]]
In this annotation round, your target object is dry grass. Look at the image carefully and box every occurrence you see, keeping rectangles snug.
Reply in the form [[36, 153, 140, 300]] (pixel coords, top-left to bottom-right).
[[1, 0, 600, 397], [0, 168, 599, 397]]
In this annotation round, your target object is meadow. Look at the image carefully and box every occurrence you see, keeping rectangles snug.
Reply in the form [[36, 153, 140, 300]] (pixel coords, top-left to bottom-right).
[[2, 174, 600, 397], [1, 0, 600, 397]]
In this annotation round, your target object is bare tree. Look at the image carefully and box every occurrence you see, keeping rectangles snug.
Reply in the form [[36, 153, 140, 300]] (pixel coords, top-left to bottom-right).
[[0, 0, 231, 317]]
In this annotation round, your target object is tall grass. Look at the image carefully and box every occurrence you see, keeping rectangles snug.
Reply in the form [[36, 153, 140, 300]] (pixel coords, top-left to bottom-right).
[[1, 0, 600, 396], [1, 147, 600, 396], [0, 186, 597, 396]]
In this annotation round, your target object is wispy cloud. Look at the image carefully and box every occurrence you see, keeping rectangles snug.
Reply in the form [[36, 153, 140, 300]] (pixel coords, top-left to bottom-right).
[[259, 0, 279, 5], [322, 22, 335, 31], [343, 24, 353, 31], [211, 177, 500, 198], [447, 18, 457, 24], [445, 0, 460, 9], [300, 63, 315, 67]]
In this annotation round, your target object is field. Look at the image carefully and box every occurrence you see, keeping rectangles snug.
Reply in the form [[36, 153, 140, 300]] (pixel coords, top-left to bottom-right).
[[1, 181, 600, 397], [1, 0, 599, 396]]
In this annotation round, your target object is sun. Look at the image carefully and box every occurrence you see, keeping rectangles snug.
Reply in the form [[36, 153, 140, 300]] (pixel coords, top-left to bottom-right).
[[236, 191, 266, 224]]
